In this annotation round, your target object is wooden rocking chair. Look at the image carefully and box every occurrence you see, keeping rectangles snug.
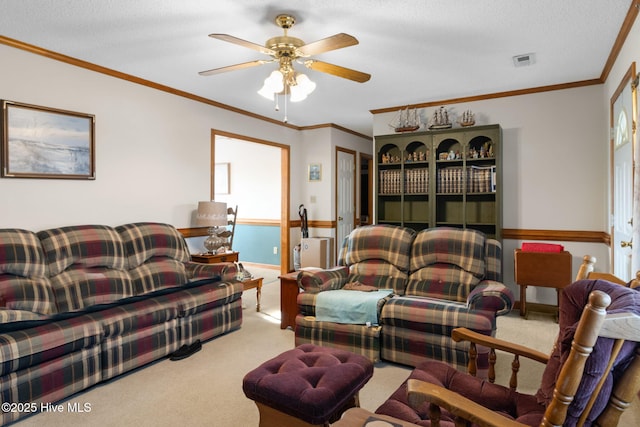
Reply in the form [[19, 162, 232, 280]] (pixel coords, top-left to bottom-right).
[[401, 256, 640, 426]]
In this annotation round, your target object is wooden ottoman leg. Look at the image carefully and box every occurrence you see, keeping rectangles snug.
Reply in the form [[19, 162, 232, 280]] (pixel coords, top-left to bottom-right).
[[255, 402, 328, 427]]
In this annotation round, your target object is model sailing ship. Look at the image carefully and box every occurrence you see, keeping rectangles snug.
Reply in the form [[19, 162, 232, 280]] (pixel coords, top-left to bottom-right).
[[459, 109, 475, 127], [390, 107, 421, 133], [429, 106, 452, 129]]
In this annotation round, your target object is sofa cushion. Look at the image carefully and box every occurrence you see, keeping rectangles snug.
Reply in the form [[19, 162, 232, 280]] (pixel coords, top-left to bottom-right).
[[117, 223, 189, 294], [341, 225, 415, 273], [405, 265, 481, 302], [37, 225, 134, 312], [37, 225, 127, 275], [48, 267, 134, 313], [0, 229, 57, 314], [410, 227, 486, 278], [116, 222, 190, 269]]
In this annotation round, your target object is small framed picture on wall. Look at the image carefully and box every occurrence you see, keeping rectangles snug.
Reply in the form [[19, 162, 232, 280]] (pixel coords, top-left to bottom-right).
[[308, 163, 321, 181]]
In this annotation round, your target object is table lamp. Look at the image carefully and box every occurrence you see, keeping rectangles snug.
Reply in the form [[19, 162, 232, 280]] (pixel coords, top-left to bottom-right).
[[196, 201, 228, 254]]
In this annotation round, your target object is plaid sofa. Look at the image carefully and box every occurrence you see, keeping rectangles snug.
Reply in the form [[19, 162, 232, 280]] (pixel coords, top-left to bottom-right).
[[295, 225, 514, 369], [0, 222, 242, 425]]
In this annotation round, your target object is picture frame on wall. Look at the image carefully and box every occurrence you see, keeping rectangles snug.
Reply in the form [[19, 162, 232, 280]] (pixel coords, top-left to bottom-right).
[[308, 163, 321, 181], [1, 100, 95, 179], [215, 162, 230, 194]]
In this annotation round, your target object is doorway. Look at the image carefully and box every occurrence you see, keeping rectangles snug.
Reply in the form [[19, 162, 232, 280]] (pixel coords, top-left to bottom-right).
[[610, 63, 636, 281], [212, 130, 291, 274]]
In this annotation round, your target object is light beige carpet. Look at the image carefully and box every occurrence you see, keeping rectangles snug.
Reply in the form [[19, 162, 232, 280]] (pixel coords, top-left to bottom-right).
[[11, 266, 639, 426]]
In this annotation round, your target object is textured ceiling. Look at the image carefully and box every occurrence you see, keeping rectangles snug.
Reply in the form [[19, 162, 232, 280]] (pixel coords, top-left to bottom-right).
[[0, 0, 635, 136]]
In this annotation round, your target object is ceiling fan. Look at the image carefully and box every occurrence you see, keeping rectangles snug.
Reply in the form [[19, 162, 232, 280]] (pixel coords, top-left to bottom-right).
[[198, 14, 371, 88]]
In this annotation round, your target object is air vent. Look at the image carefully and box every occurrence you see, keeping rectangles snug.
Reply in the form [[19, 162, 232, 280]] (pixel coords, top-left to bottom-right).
[[513, 53, 535, 67]]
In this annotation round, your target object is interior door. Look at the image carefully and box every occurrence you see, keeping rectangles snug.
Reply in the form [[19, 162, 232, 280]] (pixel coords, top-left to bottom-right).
[[611, 65, 636, 280], [336, 148, 356, 257]]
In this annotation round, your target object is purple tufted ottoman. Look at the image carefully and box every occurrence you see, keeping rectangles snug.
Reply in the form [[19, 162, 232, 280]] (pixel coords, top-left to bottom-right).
[[242, 344, 374, 427]]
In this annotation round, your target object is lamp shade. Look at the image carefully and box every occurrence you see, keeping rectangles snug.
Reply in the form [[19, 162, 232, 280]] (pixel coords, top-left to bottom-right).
[[196, 201, 228, 227]]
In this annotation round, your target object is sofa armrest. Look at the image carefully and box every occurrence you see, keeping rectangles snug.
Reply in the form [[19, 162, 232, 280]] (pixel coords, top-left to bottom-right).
[[184, 261, 237, 282], [466, 281, 514, 316], [297, 266, 349, 293]]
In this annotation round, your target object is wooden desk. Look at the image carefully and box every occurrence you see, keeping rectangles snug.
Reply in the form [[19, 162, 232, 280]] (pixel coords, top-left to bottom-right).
[[278, 271, 300, 330], [242, 277, 264, 312], [191, 251, 239, 264], [514, 249, 572, 319]]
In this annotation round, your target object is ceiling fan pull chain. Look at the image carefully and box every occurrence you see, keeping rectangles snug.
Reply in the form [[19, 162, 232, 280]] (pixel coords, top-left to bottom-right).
[[284, 92, 288, 123]]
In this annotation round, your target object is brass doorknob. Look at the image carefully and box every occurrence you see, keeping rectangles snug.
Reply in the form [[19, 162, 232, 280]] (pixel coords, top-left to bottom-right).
[[621, 239, 633, 248]]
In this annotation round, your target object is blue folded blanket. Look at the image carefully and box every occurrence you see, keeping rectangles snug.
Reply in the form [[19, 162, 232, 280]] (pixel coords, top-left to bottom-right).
[[315, 289, 393, 325]]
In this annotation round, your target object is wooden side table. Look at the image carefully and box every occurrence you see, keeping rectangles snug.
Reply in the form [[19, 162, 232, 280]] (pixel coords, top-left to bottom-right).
[[191, 251, 239, 264], [278, 271, 300, 330], [514, 249, 572, 319], [242, 277, 264, 312]]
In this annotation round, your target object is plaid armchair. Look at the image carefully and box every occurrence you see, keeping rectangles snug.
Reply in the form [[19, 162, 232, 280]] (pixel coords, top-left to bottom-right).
[[295, 225, 514, 367]]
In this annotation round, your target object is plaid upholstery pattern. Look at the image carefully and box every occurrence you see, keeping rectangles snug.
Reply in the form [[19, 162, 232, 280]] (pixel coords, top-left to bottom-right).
[[0, 229, 47, 277], [0, 276, 57, 315], [341, 225, 416, 272], [380, 296, 494, 368], [295, 315, 382, 362], [38, 225, 127, 275], [186, 261, 237, 282], [126, 258, 188, 295], [0, 345, 101, 426], [117, 223, 190, 295], [49, 267, 134, 313], [0, 316, 102, 377], [467, 281, 514, 315], [410, 227, 486, 277], [485, 238, 502, 281], [0, 308, 45, 324], [0, 229, 57, 315], [37, 225, 134, 313], [0, 221, 244, 425], [116, 222, 190, 269], [405, 265, 481, 302], [297, 266, 348, 293], [179, 298, 243, 344], [347, 262, 409, 294]]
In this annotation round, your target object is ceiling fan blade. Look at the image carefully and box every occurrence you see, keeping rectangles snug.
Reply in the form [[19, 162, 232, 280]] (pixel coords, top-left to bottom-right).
[[199, 60, 270, 76], [304, 60, 371, 83], [208, 33, 276, 55], [297, 33, 359, 56]]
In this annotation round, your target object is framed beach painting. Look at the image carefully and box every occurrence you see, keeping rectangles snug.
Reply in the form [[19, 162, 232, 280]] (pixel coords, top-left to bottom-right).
[[1, 100, 95, 179]]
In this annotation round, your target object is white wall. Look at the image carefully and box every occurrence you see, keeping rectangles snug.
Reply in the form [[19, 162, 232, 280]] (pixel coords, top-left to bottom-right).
[[373, 77, 610, 304], [214, 136, 281, 220], [0, 44, 369, 235]]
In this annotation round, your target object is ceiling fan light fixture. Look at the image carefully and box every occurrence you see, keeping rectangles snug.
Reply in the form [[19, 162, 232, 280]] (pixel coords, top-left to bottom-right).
[[258, 70, 284, 99], [289, 73, 316, 102], [296, 73, 316, 94]]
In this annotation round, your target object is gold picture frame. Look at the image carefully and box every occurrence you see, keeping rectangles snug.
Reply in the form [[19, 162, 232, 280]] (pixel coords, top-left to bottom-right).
[[1, 100, 95, 179]]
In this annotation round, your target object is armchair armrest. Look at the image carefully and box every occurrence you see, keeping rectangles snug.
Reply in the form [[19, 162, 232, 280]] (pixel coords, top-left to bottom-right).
[[452, 327, 549, 388], [185, 261, 237, 282], [452, 327, 549, 364], [296, 266, 349, 293], [407, 379, 528, 427], [467, 280, 515, 316]]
